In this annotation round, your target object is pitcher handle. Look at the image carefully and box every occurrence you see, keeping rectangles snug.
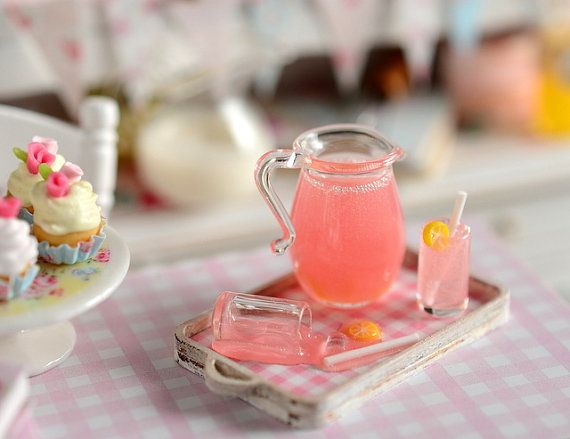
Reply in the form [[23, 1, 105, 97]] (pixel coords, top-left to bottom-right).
[[255, 149, 304, 254]]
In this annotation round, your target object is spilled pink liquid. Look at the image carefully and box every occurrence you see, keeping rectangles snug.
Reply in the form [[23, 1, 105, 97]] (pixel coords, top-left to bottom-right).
[[211, 319, 380, 369], [212, 322, 326, 365], [209, 290, 411, 369], [290, 168, 405, 307]]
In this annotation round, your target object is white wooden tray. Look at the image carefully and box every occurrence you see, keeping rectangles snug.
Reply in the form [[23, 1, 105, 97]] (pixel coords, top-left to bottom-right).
[[174, 249, 509, 428]]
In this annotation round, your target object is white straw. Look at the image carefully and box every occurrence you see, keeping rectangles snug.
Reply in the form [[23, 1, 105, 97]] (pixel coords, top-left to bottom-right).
[[449, 191, 468, 236], [323, 333, 421, 367]]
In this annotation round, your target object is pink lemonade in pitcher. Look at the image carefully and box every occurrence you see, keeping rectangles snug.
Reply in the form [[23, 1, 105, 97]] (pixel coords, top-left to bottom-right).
[[255, 124, 406, 308], [290, 166, 405, 307]]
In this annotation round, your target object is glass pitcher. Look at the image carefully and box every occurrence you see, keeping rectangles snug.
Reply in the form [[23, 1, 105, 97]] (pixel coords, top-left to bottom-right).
[[255, 124, 405, 308]]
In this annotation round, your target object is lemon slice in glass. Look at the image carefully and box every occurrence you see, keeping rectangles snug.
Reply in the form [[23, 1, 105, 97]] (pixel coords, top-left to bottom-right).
[[423, 221, 450, 250]]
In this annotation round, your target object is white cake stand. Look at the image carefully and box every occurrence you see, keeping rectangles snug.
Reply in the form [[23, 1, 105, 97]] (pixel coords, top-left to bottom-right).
[[0, 227, 129, 376]]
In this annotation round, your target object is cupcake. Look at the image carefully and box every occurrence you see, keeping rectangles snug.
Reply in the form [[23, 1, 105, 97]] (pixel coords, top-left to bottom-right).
[[31, 163, 105, 265], [0, 196, 40, 301], [7, 136, 65, 223]]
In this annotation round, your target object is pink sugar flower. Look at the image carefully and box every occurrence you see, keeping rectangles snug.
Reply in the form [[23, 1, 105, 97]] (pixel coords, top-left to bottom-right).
[[47, 172, 70, 198], [61, 162, 83, 183], [0, 196, 22, 218], [31, 136, 58, 154], [26, 142, 55, 174]]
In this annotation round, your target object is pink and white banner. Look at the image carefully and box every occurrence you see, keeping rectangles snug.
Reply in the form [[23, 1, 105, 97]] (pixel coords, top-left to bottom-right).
[[4, 0, 85, 114], [314, 0, 385, 94], [168, 0, 244, 99], [393, 0, 442, 83]]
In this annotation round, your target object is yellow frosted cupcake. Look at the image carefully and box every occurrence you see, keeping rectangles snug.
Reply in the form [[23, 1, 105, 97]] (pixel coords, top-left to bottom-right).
[[31, 163, 105, 265], [7, 136, 65, 222]]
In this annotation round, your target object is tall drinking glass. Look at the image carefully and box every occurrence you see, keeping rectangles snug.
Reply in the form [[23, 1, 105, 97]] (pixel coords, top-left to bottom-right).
[[417, 220, 471, 317]]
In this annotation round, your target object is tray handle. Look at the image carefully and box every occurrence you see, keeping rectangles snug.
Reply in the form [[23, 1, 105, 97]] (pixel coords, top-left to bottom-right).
[[204, 354, 261, 397]]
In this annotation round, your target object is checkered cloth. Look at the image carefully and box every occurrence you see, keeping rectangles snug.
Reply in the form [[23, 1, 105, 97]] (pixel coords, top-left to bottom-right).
[[27, 224, 570, 438]]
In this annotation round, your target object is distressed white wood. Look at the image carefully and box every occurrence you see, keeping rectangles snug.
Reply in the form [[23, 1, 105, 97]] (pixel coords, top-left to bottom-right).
[[0, 97, 119, 216], [79, 97, 119, 217], [175, 249, 510, 428]]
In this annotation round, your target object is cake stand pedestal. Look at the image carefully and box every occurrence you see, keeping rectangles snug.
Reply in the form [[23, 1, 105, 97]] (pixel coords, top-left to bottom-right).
[[0, 322, 76, 376], [0, 227, 129, 376]]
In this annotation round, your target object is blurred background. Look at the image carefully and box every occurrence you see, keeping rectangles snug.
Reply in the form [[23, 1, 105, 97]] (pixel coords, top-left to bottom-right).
[[1, 0, 570, 299]]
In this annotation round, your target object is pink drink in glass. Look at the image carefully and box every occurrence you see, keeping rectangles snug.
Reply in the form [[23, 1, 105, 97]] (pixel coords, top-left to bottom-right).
[[417, 221, 471, 317], [290, 166, 405, 307]]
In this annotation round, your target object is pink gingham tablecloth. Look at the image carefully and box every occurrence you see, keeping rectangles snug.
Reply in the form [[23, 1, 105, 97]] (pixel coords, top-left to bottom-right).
[[26, 224, 570, 438]]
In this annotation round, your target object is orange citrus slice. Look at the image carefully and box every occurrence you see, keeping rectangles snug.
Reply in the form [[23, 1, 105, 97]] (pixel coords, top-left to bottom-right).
[[341, 320, 383, 342], [423, 221, 450, 250]]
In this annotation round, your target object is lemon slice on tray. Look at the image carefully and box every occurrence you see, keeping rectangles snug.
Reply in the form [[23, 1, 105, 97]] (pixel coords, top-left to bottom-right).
[[423, 221, 450, 250], [341, 320, 383, 342]]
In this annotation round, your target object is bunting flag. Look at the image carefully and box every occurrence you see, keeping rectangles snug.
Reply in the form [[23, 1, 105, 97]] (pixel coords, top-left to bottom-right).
[[246, 0, 325, 98], [4, 0, 85, 115], [393, 0, 443, 83], [167, 0, 246, 99], [314, 0, 385, 95], [246, 0, 323, 58], [449, 0, 483, 52], [101, 0, 175, 106]]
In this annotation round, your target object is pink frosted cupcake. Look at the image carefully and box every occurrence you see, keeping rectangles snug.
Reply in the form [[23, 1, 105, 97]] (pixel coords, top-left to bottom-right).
[[7, 136, 65, 223], [0, 197, 39, 300]]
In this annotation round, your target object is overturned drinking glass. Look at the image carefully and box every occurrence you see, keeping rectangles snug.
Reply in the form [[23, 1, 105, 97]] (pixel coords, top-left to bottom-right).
[[211, 291, 420, 372]]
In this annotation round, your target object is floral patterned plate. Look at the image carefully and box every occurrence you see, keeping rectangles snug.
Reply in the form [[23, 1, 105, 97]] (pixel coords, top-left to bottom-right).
[[0, 227, 130, 335]]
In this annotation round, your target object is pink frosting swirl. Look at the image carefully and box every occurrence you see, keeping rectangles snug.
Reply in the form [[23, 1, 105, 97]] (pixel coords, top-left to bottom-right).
[[0, 196, 22, 218]]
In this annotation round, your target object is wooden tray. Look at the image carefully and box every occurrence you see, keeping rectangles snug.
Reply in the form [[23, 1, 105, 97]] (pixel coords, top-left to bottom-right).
[[174, 249, 509, 428]]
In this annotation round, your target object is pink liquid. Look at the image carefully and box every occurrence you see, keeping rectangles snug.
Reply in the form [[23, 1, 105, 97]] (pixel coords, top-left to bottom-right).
[[210, 293, 411, 369], [212, 319, 385, 369], [211, 291, 325, 365], [417, 222, 471, 316], [290, 168, 405, 307], [212, 323, 325, 365]]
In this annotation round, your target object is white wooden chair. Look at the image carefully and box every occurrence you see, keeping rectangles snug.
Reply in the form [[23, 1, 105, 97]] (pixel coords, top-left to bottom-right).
[[0, 97, 119, 216]]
